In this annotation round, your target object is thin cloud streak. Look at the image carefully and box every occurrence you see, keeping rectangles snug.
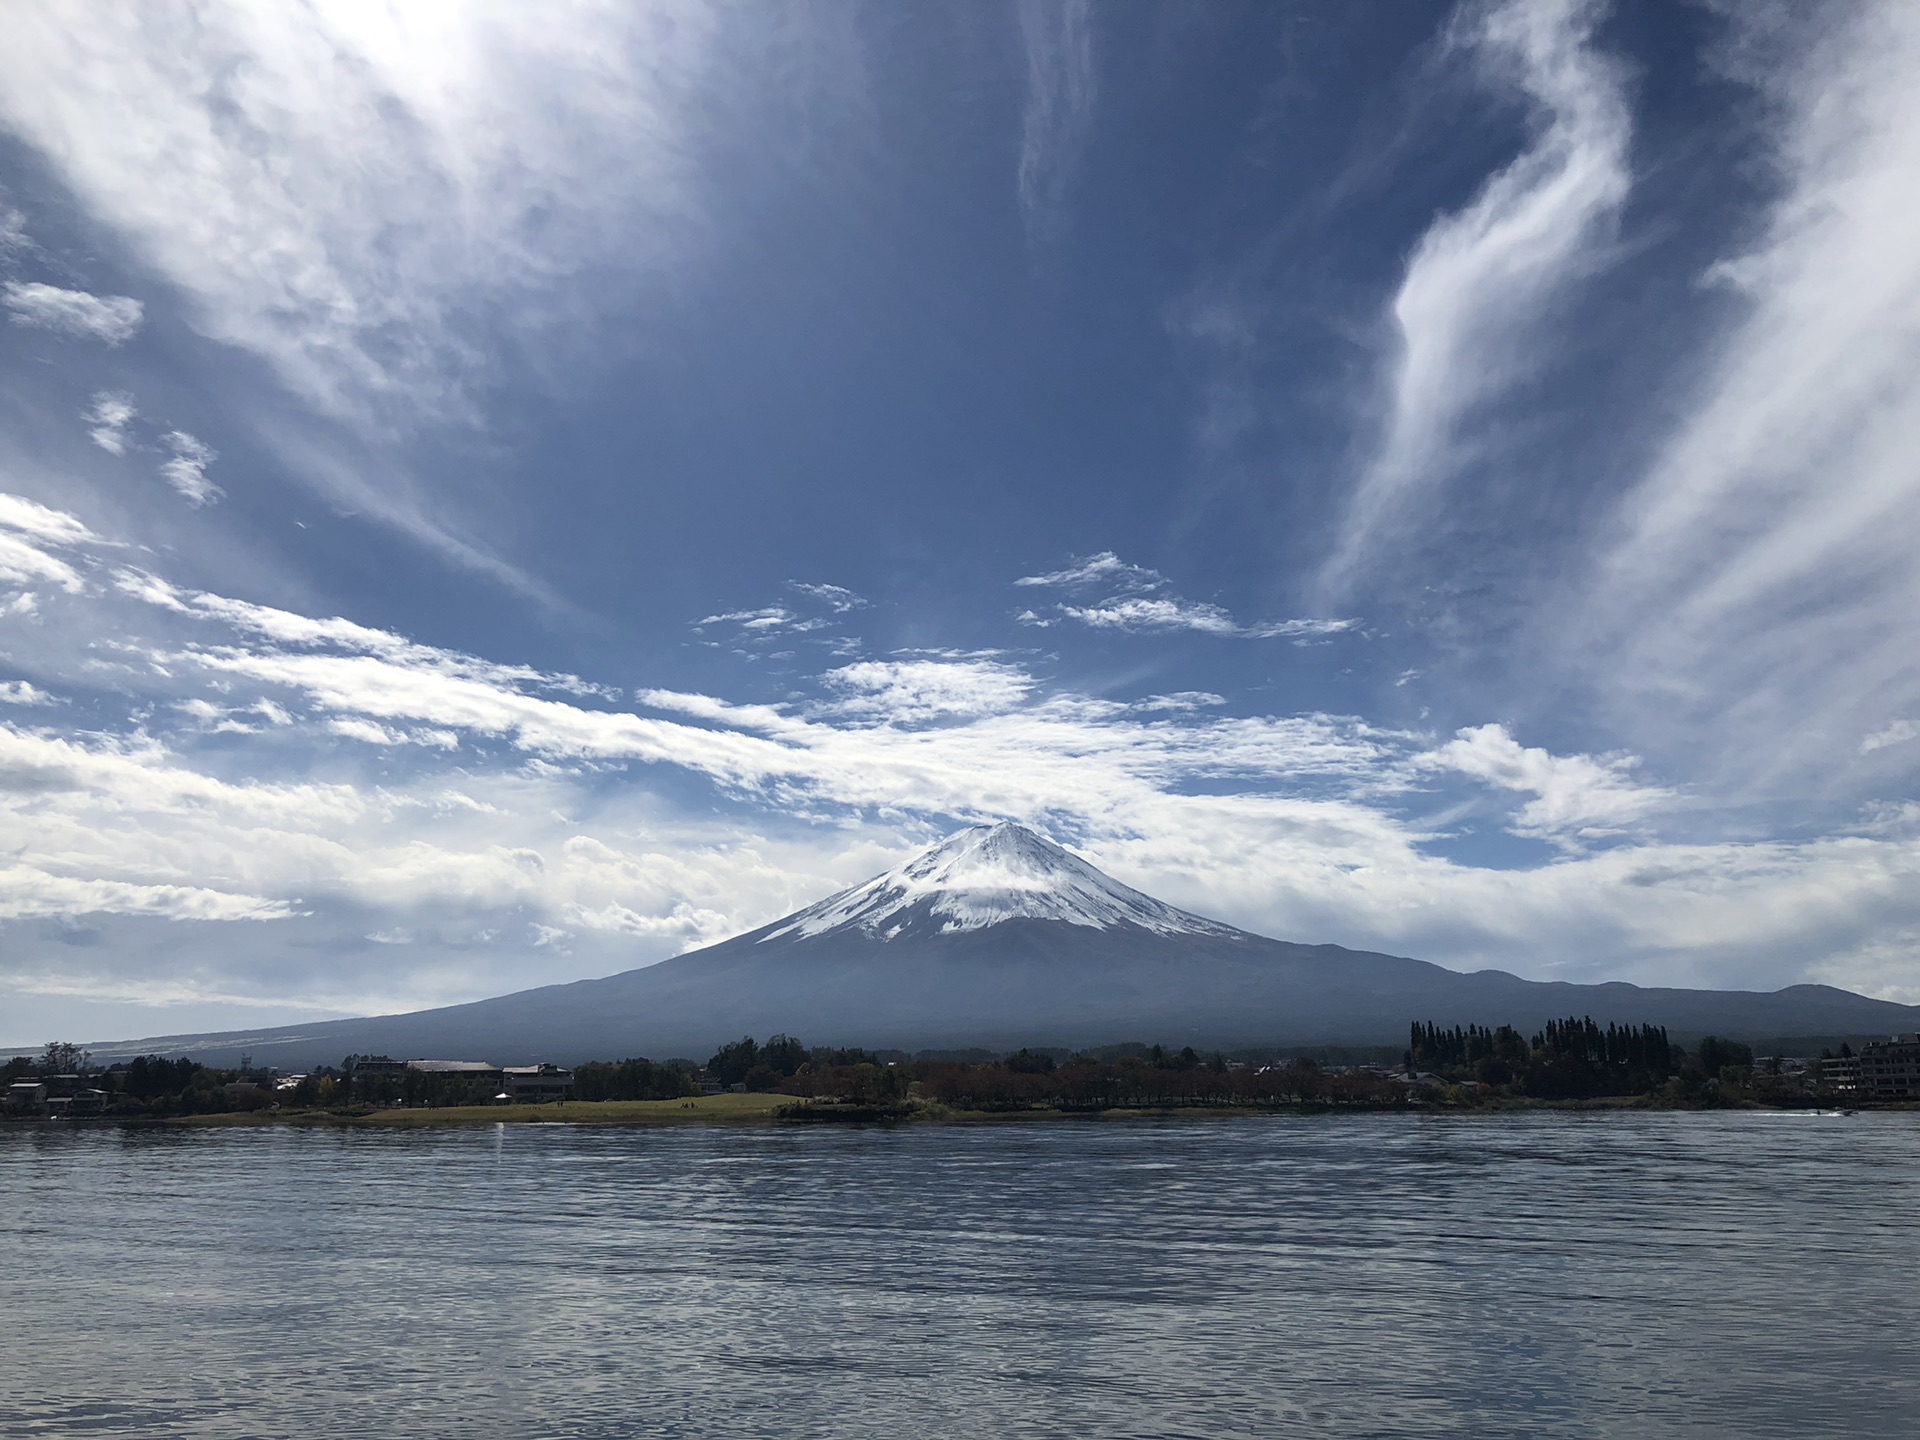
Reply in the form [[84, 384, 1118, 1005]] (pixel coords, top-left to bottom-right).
[[1573, 1, 1920, 797], [0, 493, 96, 595], [0, 1, 725, 592], [1017, 551, 1356, 640], [3, 280, 143, 343], [159, 431, 220, 506], [0, 2, 716, 427], [1017, 0, 1097, 248], [1319, 0, 1632, 599], [84, 392, 137, 455]]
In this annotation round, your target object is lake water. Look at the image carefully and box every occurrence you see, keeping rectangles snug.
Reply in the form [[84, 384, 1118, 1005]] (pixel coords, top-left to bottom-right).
[[2, 1111, 1915, 1438]]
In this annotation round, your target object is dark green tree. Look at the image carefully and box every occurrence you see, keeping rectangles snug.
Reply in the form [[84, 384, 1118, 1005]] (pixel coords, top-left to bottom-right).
[[707, 1037, 761, 1086], [761, 1034, 808, 1077], [1694, 1036, 1753, 1078], [575, 1057, 697, 1101]]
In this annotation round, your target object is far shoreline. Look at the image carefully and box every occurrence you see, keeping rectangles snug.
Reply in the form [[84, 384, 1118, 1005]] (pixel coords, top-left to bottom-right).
[[7, 1092, 1915, 1133]]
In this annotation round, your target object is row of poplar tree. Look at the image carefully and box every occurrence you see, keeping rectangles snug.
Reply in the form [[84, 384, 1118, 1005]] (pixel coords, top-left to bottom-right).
[[1407, 1016, 1692, 1097]]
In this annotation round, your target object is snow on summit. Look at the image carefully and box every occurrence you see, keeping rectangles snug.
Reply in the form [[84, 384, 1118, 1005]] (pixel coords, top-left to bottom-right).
[[762, 823, 1242, 942]]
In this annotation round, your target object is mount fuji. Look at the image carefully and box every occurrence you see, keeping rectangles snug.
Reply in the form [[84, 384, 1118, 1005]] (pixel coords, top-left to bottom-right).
[[759, 823, 1243, 943], [89, 823, 1920, 1066]]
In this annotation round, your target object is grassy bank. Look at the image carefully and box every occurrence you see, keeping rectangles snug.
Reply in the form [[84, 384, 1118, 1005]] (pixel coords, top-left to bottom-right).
[[16, 1091, 1902, 1133], [169, 1092, 792, 1128]]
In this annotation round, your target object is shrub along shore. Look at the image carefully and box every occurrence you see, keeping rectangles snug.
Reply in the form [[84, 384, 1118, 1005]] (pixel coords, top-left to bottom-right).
[[5, 1019, 1902, 1128]]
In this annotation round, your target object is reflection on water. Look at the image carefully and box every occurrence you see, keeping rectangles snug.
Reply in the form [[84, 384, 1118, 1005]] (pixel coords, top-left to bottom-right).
[[3, 1112, 1916, 1438]]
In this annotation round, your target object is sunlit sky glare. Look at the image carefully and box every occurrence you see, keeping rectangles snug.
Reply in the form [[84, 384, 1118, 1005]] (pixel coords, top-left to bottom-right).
[[3, 0, 1920, 1046]]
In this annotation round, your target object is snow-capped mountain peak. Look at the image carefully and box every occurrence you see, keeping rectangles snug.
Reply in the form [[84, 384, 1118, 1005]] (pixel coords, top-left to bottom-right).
[[760, 822, 1242, 943]]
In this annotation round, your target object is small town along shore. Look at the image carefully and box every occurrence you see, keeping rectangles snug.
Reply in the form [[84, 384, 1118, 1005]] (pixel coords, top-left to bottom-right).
[[8, 1022, 1919, 1130]]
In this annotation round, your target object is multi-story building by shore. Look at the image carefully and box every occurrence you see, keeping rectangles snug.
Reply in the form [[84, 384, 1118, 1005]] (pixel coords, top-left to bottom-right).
[[1857, 1036, 1920, 1101], [1821, 1053, 1861, 1092], [502, 1064, 574, 1102], [406, 1059, 505, 1086]]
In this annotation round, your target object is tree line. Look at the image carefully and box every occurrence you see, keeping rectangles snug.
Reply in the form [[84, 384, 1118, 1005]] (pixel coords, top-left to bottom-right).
[[2, 1045, 273, 1116], [1406, 1017, 1764, 1100], [8, 1021, 1822, 1119], [711, 1035, 1401, 1113], [529, 1034, 1402, 1114]]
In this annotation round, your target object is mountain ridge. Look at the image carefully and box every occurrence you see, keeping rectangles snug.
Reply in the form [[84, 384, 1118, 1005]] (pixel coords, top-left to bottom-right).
[[70, 823, 1920, 1066]]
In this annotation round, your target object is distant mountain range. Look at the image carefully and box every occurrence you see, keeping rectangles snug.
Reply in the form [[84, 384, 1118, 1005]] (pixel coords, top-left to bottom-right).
[[83, 823, 1920, 1067]]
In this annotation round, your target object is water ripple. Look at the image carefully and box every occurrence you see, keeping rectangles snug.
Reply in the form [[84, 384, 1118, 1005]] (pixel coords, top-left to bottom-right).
[[1, 1113, 1915, 1437]]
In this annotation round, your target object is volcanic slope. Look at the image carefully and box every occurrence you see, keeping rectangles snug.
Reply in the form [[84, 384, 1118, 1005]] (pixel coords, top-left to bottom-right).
[[88, 823, 1920, 1066]]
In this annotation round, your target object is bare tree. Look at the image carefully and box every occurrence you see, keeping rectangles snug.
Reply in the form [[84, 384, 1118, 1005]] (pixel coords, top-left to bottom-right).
[[40, 1041, 89, 1076]]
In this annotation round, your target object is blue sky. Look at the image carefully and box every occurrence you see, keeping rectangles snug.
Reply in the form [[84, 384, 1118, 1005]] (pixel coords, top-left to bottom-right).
[[3, 0, 1919, 1046]]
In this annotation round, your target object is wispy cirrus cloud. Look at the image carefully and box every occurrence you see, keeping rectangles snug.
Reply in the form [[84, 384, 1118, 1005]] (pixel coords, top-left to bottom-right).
[[819, 657, 1034, 725], [5, 490, 1920, 1037], [0, 4, 719, 427], [696, 606, 823, 636], [1570, 1, 1920, 800], [0, 493, 95, 595], [1016, 0, 1097, 247], [3, 280, 143, 343], [695, 584, 870, 650], [80, 392, 226, 508], [0, 864, 290, 924], [0, 493, 99, 549], [1017, 551, 1356, 641], [1015, 551, 1155, 592], [1862, 721, 1920, 757], [0, 2, 741, 593], [0, 207, 27, 257], [1056, 598, 1356, 641], [158, 431, 220, 506], [113, 566, 613, 701], [1320, 0, 1632, 598], [788, 581, 866, 613], [0, 541, 80, 599], [84, 391, 137, 455], [1425, 723, 1670, 848]]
